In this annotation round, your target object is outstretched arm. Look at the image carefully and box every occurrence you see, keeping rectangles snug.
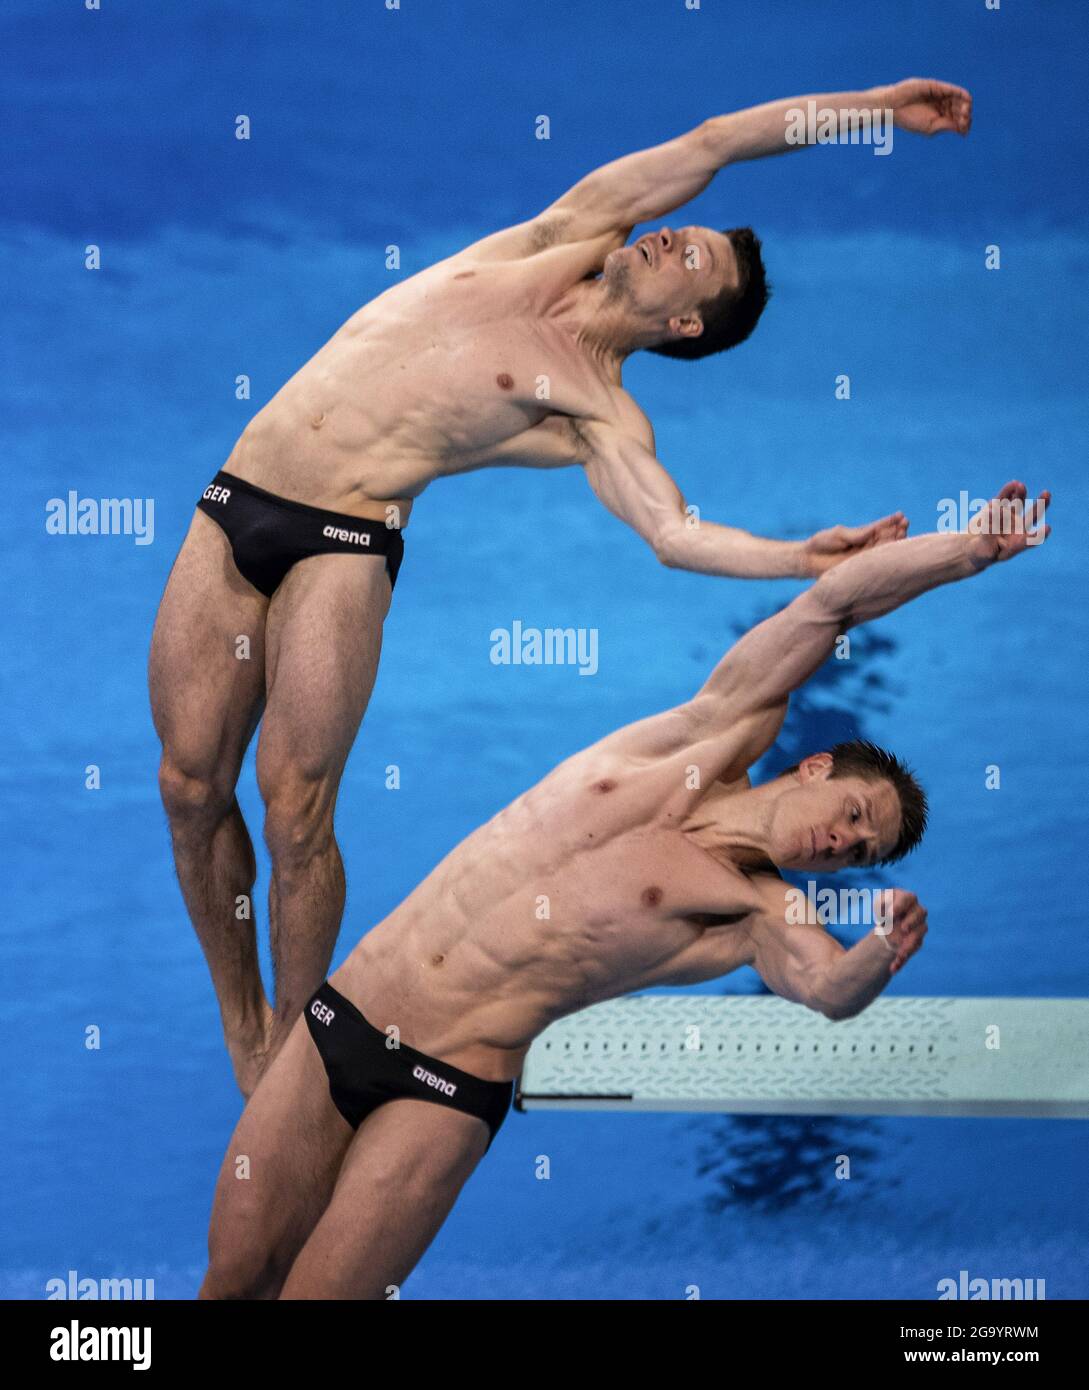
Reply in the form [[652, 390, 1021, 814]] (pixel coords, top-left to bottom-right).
[[549, 78, 971, 236], [581, 419, 905, 580], [707, 77, 971, 166], [693, 480, 1049, 721], [575, 480, 1046, 815]]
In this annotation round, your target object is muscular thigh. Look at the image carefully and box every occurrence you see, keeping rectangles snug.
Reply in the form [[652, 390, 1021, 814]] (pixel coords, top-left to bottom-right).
[[149, 510, 267, 779], [206, 1013, 353, 1290], [281, 1099, 490, 1300], [257, 553, 391, 795]]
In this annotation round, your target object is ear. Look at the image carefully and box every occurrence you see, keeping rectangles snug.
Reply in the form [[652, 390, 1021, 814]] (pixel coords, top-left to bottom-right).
[[798, 752, 834, 782], [666, 313, 703, 341]]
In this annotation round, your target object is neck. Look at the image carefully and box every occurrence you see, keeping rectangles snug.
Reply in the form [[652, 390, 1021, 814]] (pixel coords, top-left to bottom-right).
[[548, 278, 660, 376], [682, 778, 784, 871]]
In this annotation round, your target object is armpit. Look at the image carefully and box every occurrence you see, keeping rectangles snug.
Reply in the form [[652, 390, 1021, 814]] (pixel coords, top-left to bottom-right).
[[565, 416, 594, 464], [530, 213, 572, 251]]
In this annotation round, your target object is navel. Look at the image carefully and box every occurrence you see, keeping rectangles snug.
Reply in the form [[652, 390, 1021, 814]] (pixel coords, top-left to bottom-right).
[[496, 372, 514, 390], [310, 411, 325, 430], [641, 885, 663, 908], [454, 271, 475, 280], [430, 953, 445, 967]]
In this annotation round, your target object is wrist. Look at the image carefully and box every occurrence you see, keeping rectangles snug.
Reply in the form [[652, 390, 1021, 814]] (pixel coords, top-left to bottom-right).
[[965, 532, 1000, 573], [871, 923, 896, 957], [793, 538, 818, 579]]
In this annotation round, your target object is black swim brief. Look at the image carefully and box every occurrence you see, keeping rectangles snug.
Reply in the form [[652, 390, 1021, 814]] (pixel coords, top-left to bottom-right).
[[196, 469, 404, 598], [304, 982, 514, 1151]]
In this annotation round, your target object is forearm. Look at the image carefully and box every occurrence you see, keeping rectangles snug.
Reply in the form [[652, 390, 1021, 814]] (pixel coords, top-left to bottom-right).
[[693, 531, 982, 713], [705, 87, 888, 165], [812, 530, 981, 628], [659, 518, 809, 580], [816, 933, 893, 1020]]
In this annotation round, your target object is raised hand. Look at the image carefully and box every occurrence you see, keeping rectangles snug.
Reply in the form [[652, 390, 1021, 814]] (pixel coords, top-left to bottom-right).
[[802, 510, 910, 577], [967, 480, 1051, 569], [885, 78, 972, 136], [875, 889, 928, 976]]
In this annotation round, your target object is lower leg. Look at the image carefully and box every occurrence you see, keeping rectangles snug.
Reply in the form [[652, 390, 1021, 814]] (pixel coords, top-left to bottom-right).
[[162, 768, 271, 1094], [264, 805, 345, 1064]]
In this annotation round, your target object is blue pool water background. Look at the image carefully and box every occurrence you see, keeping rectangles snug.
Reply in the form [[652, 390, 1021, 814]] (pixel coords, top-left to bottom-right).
[[2, 0, 1087, 1298]]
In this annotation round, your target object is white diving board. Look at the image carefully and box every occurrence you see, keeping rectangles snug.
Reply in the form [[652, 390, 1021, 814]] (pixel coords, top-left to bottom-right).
[[514, 995, 1089, 1119]]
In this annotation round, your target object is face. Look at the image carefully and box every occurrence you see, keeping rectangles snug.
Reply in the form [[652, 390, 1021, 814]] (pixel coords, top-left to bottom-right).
[[602, 225, 738, 336], [767, 757, 903, 873]]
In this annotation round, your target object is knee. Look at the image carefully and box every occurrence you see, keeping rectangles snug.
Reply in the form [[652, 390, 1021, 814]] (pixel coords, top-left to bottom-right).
[[158, 755, 234, 828], [200, 1251, 283, 1301], [203, 1211, 286, 1300], [261, 776, 335, 871]]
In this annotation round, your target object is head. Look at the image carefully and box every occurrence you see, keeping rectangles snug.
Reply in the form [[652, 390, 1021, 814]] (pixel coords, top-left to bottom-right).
[[765, 740, 928, 873], [601, 224, 770, 359]]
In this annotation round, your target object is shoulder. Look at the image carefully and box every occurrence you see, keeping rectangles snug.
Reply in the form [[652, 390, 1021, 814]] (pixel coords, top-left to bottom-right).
[[578, 389, 656, 453], [610, 389, 655, 447]]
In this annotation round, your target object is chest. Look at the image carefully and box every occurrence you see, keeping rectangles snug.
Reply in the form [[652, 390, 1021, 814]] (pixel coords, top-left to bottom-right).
[[355, 272, 612, 446], [545, 823, 758, 944]]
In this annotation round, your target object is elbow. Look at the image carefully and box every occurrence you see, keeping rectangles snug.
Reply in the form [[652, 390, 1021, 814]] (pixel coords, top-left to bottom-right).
[[817, 998, 863, 1023], [698, 114, 736, 164], [807, 975, 858, 1021], [652, 523, 688, 569], [809, 571, 855, 628]]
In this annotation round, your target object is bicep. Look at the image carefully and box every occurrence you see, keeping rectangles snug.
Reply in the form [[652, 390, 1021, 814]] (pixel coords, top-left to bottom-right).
[[550, 127, 717, 235], [748, 898, 845, 1011], [581, 422, 686, 552]]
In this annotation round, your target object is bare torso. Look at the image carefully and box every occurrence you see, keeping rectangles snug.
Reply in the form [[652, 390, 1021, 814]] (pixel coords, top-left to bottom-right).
[[335, 744, 772, 1083], [223, 231, 641, 525], [235, 224, 766, 1078]]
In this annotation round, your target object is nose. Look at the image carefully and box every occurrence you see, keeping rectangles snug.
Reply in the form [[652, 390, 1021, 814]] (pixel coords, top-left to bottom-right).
[[829, 822, 865, 865], [826, 822, 853, 860], [658, 227, 673, 253]]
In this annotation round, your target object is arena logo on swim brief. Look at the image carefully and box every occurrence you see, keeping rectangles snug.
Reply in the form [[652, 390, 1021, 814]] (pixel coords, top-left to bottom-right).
[[936, 491, 1047, 544], [489, 620, 599, 676], [784, 100, 894, 155], [323, 524, 371, 547], [44, 490, 154, 545], [936, 1270, 1046, 1300], [413, 1064, 457, 1097]]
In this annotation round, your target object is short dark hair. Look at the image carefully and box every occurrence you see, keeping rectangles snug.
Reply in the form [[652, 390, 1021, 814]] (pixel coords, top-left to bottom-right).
[[779, 739, 928, 865], [648, 226, 770, 361]]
